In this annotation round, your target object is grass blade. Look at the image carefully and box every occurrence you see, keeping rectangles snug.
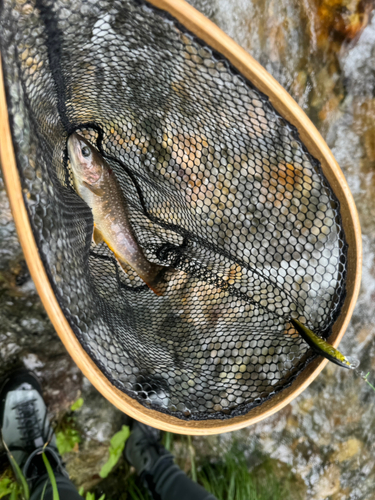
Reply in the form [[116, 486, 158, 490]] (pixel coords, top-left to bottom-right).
[[40, 481, 48, 500], [7, 452, 30, 500], [9, 487, 18, 500], [127, 476, 151, 500], [42, 453, 60, 500], [164, 432, 172, 452], [187, 436, 197, 482], [363, 372, 375, 391], [228, 469, 236, 500]]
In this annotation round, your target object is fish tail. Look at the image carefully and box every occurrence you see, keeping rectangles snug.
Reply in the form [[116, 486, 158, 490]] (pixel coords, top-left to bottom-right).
[[146, 267, 170, 296], [146, 266, 179, 296], [148, 281, 165, 296], [117, 255, 172, 296]]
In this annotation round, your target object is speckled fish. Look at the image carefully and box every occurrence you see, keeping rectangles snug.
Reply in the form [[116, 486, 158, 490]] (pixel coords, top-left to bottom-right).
[[291, 318, 351, 369], [67, 132, 167, 296]]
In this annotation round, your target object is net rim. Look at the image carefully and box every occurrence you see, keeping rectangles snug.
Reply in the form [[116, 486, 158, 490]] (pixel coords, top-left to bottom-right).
[[0, 0, 362, 435]]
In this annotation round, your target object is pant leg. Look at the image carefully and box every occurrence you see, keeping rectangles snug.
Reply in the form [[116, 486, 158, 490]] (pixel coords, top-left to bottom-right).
[[30, 472, 82, 500], [145, 456, 217, 500]]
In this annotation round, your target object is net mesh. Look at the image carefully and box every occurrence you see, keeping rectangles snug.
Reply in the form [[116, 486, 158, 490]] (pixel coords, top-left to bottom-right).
[[0, 0, 347, 420]]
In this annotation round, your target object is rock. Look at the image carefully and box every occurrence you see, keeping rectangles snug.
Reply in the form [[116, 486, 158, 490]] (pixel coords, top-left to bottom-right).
[[298, 397, 315, 413], [65, 441, 110, 492], [330, 438, 363, 463], [313, 464, 341, 499], [353, 99, 375, 163], [332, 487, 351, 500], [253, 458, 307, 500], [356, 325, 374, 345], [61, 379, 124, 491], [75, 378, 124, 444]]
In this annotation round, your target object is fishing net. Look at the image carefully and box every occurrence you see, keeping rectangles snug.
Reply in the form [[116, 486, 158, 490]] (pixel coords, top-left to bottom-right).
[[0, 0, 347, 420]]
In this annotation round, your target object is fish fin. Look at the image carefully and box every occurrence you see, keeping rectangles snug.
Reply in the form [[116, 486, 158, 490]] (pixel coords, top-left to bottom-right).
[[82, 181, 105, 196], [114, 255, 172, 297], [115, 255, 165, 296], [145, 266, 178, 297], [146, 279, 166, 297], [92, 226, 104, 246], [114, 254, 133, 276]]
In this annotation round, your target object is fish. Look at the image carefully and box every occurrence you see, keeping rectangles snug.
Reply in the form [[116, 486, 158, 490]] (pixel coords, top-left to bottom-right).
[[67, 132, 168, 296], [291, 318, 351, 369]]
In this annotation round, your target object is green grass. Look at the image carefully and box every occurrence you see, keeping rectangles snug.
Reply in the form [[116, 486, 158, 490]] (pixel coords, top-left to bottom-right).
[[124, 474, 151, 500], [0, 448, 66, 500], [55, 427, 81, 456], [1, 441, 29, 500], [163, 432, 173, 452], [198, 453, 254, 500], [82, 492, 105, 500], [197, 444, 306, 500], [0, 471, 22, 500], [42, 452, 59, 500], [93, 435, 302, 500], [70, 398, 84, 412], [55, 397, 84, 456], [197, 449, 298, 500]]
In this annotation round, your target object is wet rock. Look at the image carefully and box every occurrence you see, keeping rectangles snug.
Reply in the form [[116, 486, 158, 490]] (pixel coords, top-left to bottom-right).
[[305, 0, 372, 49], [64, 440, 109, 492], [253, 458, 307, 500], [330, 438, 363, 463], [63, 378, 124, 490], [313, 463, 341, 499], [353, 99, 375, 163], [75, 378, 124, 444], [332, 488, 352, 500]]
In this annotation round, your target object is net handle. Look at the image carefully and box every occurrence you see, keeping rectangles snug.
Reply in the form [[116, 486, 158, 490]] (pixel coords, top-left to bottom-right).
[[0, 0, 362, 435]]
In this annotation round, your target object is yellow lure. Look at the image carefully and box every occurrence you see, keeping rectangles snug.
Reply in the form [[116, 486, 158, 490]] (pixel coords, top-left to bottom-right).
[[291, 318, 351, 369]]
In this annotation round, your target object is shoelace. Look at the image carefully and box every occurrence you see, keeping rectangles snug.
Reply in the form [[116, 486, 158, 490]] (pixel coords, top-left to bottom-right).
[[13, 398, 43, 449]]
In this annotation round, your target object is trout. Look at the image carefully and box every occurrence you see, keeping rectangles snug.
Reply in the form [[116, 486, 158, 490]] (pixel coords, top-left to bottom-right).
[[291, 318, 351, 369], [67, 132, 167, 296]]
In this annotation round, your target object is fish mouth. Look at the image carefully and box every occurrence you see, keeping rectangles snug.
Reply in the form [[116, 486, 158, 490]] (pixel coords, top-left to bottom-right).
[[67, 132, 81, 159], [68, 132, 79, 163], [67, 132, 88, 175]]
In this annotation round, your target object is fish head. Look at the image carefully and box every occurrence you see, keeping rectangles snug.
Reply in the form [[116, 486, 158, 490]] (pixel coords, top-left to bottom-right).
[[67, 132, 104, 186]]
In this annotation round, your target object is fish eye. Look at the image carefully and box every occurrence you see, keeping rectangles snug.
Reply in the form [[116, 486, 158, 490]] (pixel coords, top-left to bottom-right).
[[81, 146, 90, 157]]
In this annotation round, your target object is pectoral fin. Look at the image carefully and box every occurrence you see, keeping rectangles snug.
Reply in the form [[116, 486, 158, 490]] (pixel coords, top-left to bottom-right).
[[92, 226, 104, 246], [146, 278, 166, 297]]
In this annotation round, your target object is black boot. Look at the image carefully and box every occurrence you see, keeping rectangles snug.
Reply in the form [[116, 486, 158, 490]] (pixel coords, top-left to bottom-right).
[[0, 369, 68, 491], [125, 421, 174, 498], [125, 421, 217, 500]]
